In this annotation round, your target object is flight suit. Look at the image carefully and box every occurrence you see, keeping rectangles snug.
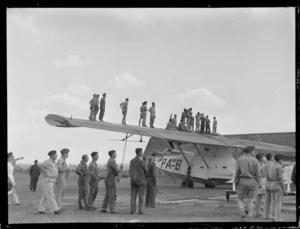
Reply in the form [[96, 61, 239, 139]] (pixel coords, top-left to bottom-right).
[[87, 161, 99, 208], [55, 157, 69, 209], [38, 159, 60, 213], [190, 116, 195, 132], [213, 119, 217, 133], [234, 154, 260, 220], [8, 161, 20, 204], [129, 156, 148, 214], [102, 158, 121, 212], [205, 118, 211, 134], [93, 98, 99, 120], [75, 161, 89, 209], [195, 114, 201, 132], [149, 106, 156, 127], [263, 161, 275, 219], [200, 116, 205, 134], [145, 162, 157, 208], [89, 97, 96, 120], [141, 105, 148, 126], [99, 97, 106, 121], [29, 164, 41, 191], [268, 162, 285, 221], [121, 101, 128, 124]]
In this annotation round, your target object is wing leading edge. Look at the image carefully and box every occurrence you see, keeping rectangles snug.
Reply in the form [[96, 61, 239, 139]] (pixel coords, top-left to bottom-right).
[[45, 114, 295, 154]]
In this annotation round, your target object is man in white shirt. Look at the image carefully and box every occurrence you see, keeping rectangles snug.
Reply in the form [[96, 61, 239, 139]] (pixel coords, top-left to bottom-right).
[[8, 152, 20, 205]]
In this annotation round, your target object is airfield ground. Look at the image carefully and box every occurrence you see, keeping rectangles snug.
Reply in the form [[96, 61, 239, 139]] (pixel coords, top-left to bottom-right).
[[8, 173, 296, 223]]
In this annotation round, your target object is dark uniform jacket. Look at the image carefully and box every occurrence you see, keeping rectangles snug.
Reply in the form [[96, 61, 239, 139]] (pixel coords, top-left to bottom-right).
[[147, 162, 157, 186], [129, 156, 147, 186], [100, 98, 106, 109], [105, 158, 120, 183], [30, 164, 41, 177]]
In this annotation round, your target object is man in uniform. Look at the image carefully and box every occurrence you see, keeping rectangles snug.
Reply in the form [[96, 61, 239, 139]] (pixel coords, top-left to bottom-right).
[[139, 102, 148, 127], [120, 98, 129, 125], [87, 151, 100, 211], [189, 113, 195, 132], [267, 154, 287, 222], [254, 153, 266, 218], [263, 153, 275, 220], [205, 115, 211, 134], [200, 113, 206, 134], [149, 102, 156, 128], [145, 154, 157, 208], [75, 154, 90, 209], [89, 94, 97, 121], [101, 150, 122, 213], [93, 94, 100, 121], [171, 114, 177, 129], [234, 146, 260, 221], [55, 148, 71, 210], [29, 160, 41, 192], [180, 109, 187, 127], [38, 150, 64, 215], [195, 112, 201, 133], [99, 93, 106, 121], [8, 152, 20, 205], [213, 117, 218, 134], [129, 148, 148, 214], [186, 108, 192, 131]]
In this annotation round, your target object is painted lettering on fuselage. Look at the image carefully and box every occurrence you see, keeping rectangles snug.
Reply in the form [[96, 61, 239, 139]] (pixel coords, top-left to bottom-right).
[[157, 157, 182, 171]]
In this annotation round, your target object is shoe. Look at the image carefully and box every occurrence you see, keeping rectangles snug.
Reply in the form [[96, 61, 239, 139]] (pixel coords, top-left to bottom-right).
[[142, 125, 148, 127], [131, 212, 135, 214], [14, 203, 20, 205], [100, 209, 107, 213], [38, 211, 45, 214], [79, 206, 85, 210], [110, 211, 117, 214], [138, 212, 145, 215], [54, 209, 64, 215], [87, 207, 97, 211]]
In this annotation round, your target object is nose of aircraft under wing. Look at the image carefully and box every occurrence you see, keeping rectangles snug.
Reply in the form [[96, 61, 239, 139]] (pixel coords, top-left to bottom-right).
[[45, 114, 81, 127]]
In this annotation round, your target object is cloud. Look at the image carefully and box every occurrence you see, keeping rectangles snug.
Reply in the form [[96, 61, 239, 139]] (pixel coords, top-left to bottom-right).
[[107, 73, 146, 88], [177, 88, 227, 109], [8, 13, 40, 39], [52, 54, 86, 68]]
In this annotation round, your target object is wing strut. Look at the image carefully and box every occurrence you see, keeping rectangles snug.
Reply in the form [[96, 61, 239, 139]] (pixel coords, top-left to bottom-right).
[[193, 143, 210, 169], [174, 142, 190, 167]]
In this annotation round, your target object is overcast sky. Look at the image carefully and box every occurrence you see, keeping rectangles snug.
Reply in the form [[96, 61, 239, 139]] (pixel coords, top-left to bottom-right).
[[7, 8, 295, 165]]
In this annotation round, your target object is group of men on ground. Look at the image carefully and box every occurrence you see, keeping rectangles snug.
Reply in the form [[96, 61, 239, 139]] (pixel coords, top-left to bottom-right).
[[166, 108, 218, 134], [14, 147, 157, 215], [234, 146, 296, 222]]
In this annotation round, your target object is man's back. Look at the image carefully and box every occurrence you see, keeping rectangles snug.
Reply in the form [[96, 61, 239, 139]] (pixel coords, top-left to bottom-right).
[[129, 157, 147, 186], [30, 164, 41, 177], [106, 158, 120, 180], [236, 155, 260, 182]]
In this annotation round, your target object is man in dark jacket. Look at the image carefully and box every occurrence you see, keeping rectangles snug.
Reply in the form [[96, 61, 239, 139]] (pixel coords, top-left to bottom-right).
[[129, 148, 147, 214], [99, 93, 106, 121], [101, 150, 122, 213], [29, 160, 40, 192], [75, 154, 90, 209], [145, 154, 157, 208]]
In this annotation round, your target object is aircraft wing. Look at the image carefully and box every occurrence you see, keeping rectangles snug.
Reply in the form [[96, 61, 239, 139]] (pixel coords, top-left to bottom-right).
[[45, 114, 295, 154]]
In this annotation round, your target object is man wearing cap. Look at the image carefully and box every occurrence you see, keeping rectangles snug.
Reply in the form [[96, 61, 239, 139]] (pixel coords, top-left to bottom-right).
[[8, 152, 20, 205], [213, 117, 218, 134], [99, 93, 106, 121], [267, 154, 287, 222], [145, 153, 157, 208], [29, 160, 41, 192], [75, 154, 90, 209], [120, 98, 129, 125], [87, 152, 100, 211], [263, 153, 275, 220], [149, 102, 156, 128], [200, 114, 206, 134], [101, 150, 122, 213], [55, 148, 71, 210], [129, 148, 148, 214], [234, 146, 260, 221], [89, 94, 97, 121], [205, 115, 211, 134], [38, 150, 64, 215]]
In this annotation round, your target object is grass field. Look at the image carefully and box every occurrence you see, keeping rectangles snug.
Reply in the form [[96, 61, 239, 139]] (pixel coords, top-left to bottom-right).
[[8, 173, 297, 223]]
